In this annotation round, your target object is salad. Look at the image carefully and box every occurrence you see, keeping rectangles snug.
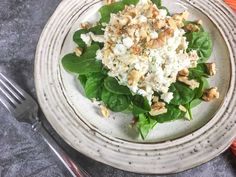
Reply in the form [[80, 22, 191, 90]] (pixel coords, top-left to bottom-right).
[[62, 0, 220, 139]]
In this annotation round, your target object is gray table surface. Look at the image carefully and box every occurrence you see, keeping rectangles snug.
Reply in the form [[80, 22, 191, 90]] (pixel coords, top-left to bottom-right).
[[0, 0, 236, 177]]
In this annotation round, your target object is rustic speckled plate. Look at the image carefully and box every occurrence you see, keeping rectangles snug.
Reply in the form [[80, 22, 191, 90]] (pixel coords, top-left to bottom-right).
[[35, 0, 236, 174]]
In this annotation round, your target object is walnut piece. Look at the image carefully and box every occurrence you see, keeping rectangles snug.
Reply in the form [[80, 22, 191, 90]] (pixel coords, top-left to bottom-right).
[[179, 105, 187, 112], [80, 22, 92, 29], [103, 0, 115, 4], [147, 28, 174, 48], [178, 68, 189, 77], [128, 69, 142, 86], [184, 23, 200, 32], [205, 63, 216, 76], [74, 47, 83, 57], [202, 87, 219, 102], [149, 102, 167, 116], [100, 105, 110, 118], [178, 76, 200, 90]]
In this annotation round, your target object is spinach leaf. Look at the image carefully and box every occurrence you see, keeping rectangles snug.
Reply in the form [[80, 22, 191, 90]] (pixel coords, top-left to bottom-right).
[[123, 0, 139, 5], [188, 63, 209, 79], [189, 98, 202, 108], [80, 44, 100, 60], [169, 82, 195, 105], [61, 53, 102, 74], [101, 88, 131, 112], [85, 73, 105, 99], [137, 114, 157, 139], [78, 75, 87, 87], [73, 29, 88, 49], [99, 2, 125, 23], [185, 32, 212, 63], [194, 77, 209, 99], [151, 0, 161, 7], [89, 25, 104, 35], [151, 105, 185, 123], [132, 95, 151, 115], [104, 77, 131, 95]]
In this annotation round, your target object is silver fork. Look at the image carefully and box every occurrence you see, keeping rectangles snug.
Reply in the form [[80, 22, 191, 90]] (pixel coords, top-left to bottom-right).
[[0, 73, 90, 177]]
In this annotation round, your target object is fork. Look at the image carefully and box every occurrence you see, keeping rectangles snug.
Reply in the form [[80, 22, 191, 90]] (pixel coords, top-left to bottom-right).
[[0, 73, 90, 177]]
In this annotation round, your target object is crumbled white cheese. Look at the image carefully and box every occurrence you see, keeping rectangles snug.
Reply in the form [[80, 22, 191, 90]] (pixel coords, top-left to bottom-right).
[[139, 15, 148, 23], [81, 33, 92, 46], [96, 49, 103, 60], [123, 37, 134, 48], [159, 9, 168, 19], [150, 31, 158, 39], [113, 44, 127, 56], [161, 92, 174, 103], [90, 33, 105, 43]]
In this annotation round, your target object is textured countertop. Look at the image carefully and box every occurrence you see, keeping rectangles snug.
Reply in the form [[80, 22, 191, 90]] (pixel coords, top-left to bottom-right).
[[0, 0, 236, 177]]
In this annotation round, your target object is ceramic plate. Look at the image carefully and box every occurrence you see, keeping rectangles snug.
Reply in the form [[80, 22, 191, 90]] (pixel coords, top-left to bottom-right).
[[35, 0, 236, 174]]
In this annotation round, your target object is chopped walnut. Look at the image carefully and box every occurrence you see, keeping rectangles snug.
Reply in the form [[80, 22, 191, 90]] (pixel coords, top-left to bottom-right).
[[153, 19, 166, 30], [205, 63, 216, 76], [130, 45, 142, 55], [128, 69, 142, 86], [147, 28, 174, 48], [179, 105, 187, 112], [173, 11, 189, 21], [100, 105, 110, 118], [196, 20, 203, 25], [166, 18, 177, 29], [152, 96, 159, 103], [178, 76, 200, 90], [202, 87, 219, 102], [80, 22, 92, 29], [103, 0, 115, 4], [74, 47, 82, 57], [178, 68, 189, 77], [146, 5, 159, 18], [149, 102, 167, 116], [184, 23, 200, 32]]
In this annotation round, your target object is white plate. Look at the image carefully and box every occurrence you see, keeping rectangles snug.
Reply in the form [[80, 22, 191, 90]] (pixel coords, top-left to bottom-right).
[[35, 0, 236, 174]]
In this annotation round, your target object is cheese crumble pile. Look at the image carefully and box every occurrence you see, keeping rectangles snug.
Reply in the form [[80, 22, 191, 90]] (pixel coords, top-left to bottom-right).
[[95, 0, 199, 103]]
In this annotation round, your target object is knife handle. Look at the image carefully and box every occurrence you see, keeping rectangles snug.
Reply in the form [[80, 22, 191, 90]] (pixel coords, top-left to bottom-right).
[[32, 121, 90, 177]]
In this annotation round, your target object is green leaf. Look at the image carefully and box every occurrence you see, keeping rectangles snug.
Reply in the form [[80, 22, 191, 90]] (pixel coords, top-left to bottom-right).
[[132, 95, 151, 115], [80, 44, 100, 60], [194, 77, 209, 99], [122, 0, 139, 5], [152, 105, 185, 123], [101, 88, 131, 112], [78, 75, 87, 87], [85, 73, 106, 99], [104, 77, 131, 95], [137, 114, 157, 139], [189, 98, 202, 108], [188, 63, 209, 79], [151, 0, 162, 7], [185, 32, 213, 63], [169, 82, 195, 105], [99, 2, 125, 23], [61, 53, 102, 74], [89, 25, 104, 35], [73, 29, 88, 49]]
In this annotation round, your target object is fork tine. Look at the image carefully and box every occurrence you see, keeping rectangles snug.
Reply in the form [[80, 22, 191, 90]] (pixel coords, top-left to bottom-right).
[[0, 93, 14, 112], [0, 83, 19, 106], [0, 73, 25, 98], [0, 75, 24, 102]]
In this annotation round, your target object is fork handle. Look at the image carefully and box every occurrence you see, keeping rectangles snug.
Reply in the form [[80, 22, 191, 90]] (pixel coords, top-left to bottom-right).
[[32, 121, 90, 177]]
